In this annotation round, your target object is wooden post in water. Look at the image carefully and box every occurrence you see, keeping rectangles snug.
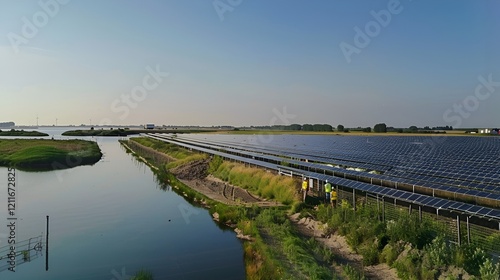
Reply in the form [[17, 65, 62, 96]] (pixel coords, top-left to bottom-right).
[[46, 215, 49, 271]]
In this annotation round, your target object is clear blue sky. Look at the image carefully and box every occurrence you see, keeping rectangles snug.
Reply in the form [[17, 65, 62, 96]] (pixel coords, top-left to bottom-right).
[[1, 0, 499, 128]]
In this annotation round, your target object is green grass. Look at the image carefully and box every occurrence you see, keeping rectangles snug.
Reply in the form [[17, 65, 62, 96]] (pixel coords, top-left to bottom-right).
[[0, 129, 48, 136], [210, 159, 299, 205], [165, 153, 208, 169], [254, 208, 333, 279], [129, 137, 209, 169], [0, 139, 102, 171], [131, 137, 193, 159], [132, 269, 153, 280]]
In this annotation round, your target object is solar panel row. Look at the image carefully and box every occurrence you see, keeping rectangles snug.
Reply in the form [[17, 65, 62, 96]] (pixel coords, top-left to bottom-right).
[[170, 134, 500, 198], [144, 133, 500, 221], [174, 134, 500, 190]]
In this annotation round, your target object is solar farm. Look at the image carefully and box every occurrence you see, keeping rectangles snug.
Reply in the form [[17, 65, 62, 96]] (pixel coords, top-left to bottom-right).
[[145, 133, 500, 251]]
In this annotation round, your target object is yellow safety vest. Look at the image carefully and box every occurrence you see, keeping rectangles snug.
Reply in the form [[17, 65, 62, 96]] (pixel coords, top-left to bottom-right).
[[302, 181, 308, 190], [324, 183, 332, 193], [331, 191, 337, 200]]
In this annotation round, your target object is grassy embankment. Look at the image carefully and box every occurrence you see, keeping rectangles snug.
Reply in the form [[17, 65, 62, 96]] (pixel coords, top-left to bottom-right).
[[0, 139, 102, 171], [124, 137, 337, 280], [129, 137, 208, 169], [0, 129, 48, 136]]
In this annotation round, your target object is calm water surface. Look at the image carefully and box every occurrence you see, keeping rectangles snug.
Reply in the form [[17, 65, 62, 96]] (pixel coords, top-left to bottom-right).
[[0, 130, 245, 279]]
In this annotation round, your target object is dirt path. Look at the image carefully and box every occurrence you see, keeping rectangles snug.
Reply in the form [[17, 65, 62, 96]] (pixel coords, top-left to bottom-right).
[[289, 213, 400, 280]]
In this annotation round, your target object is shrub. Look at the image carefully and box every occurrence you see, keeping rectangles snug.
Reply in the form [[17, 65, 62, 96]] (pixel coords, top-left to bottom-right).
[[386, 213, 436, 249], [424, 235, 451, 268], [393, 247, 423, 280], [485, 232, 500, 252], [479, 258, 500, 280], [453, 245, 487, 276], [379, 243, 401, 266], [360, 242, 379, 266]]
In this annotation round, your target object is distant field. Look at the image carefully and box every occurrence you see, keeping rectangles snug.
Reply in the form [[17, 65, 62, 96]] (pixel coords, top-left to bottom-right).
[[0, 139, 102, 171]]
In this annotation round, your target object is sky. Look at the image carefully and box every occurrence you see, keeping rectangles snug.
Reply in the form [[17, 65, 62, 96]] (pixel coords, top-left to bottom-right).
[[0, 0, 499, 128]]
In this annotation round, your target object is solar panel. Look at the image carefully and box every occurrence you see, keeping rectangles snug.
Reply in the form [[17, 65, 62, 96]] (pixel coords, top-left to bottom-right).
[[148, 133, 500, 221]]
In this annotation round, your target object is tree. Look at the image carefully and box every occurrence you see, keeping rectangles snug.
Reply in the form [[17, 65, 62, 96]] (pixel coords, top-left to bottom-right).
[[409, 126, 418, 132], [363, 127, 371, 133], [337, 124, 344, 132], [303, 124, 313, 131], [373, 123, 387, 133]]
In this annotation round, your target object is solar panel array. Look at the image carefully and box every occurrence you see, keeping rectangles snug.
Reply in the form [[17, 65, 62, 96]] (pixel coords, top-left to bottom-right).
[[171, 134, 500, 193], [145, 133, 500, 221]]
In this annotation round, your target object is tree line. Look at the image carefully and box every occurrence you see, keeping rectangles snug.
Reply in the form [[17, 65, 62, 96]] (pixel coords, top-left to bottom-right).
[[249, 124, 333, 132], [245, 123, 456, 133]]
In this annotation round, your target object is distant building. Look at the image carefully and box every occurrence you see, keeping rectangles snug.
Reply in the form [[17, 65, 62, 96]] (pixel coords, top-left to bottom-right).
[[0, 121, 15, 128], [478, 128, 500, 134], [145, 124, 155, 129]]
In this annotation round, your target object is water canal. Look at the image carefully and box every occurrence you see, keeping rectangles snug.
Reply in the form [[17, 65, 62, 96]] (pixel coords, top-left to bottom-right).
[[0, 128, 245, 279]]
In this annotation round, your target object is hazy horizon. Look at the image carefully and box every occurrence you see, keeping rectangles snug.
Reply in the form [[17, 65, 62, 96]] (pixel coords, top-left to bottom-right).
[[1, 1, 499, 128]]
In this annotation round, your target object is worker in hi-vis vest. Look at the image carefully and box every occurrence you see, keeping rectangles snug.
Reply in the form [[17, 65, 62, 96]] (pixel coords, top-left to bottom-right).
[[324, 180, 332, 204], [302, 177, 308, 202], [331, 185, 337, 207]]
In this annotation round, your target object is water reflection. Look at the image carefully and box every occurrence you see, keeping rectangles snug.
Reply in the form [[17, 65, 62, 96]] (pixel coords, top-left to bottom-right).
[[0, 136, 245, 280]]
